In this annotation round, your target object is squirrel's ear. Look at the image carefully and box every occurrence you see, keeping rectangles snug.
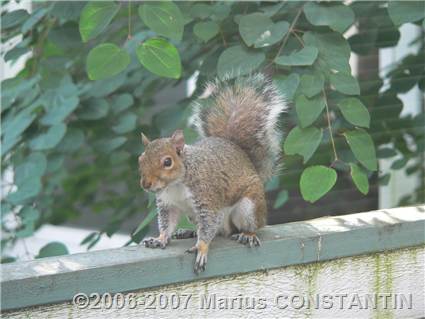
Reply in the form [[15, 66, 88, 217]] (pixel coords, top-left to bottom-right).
[[141, 132, 150, 146], [171, 129, 185, 155]]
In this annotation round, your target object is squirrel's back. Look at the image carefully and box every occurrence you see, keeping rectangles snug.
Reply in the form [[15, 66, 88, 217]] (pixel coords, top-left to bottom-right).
[[190, 74, 287, 182]]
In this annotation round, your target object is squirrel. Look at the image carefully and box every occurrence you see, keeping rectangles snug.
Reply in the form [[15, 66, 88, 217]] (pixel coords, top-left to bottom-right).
[[138, 73, 287, 274]]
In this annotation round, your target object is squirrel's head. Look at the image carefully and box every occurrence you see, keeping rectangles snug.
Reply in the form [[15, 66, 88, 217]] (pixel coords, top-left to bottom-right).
[[138, 130, 185, 193]]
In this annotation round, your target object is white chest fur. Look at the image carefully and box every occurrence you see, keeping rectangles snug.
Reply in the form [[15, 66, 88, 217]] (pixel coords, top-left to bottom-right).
[[157, 182, 194, 216]]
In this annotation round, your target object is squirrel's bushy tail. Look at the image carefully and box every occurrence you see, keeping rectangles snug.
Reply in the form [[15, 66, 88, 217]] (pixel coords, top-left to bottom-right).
[[190, 73, 287, 182]]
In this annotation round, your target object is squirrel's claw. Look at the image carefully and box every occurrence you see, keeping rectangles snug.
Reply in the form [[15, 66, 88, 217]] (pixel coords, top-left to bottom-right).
[[194, 250, 207, 274], [231, 233, 261, 247], [142, 236, 167, 249], [172, 229, 197, 239]]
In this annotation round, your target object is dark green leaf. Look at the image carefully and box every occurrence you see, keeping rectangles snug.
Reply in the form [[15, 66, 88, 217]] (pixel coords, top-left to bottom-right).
[[350, 163, 369, 195], [300, 165, 337, 203], [112, 112, 137, 134], [40, 96, 79, 125], [56, 128, 85, 153], [1, 9, 29, 30], [6, 179, 42, 205], [297, 73, 324, 98], [275, 46, 318, 66], [15, 153, 47, 187], [344, 129, 377, 171], [139, 2, 185, 41], [239, 13, 289, 48], [79, 2, 120, 42], [22, 7, 50, 34], [273, 73, 300, 101], [217, 45, 265, 79], [337, 98, 370, 128], [391, 157, 409, 170], [77, 98, 110, 120], [193, 21, 219, 42], [94, 137, 127, 153], [86, 43, 130, 80], [29, 124, 67, 151], [377, 148, 397, 159], [295, 94, 326, 128], [387, 1, 425, 26], [111, 93, 134, 114], [136, 38, 182, 79], [330, 73, 360, 95], [304, 2, 355, 33], [284, 126, 323, 163], [36, 242, 69, 258]]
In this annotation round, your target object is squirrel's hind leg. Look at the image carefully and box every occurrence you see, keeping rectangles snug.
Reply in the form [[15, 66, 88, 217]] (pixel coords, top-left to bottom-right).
[[230, 189, 266, 247]]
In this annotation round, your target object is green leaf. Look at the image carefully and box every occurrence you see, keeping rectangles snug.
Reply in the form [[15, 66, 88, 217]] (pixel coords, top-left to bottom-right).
[[387, 1, 425, 26], [297, 73, 324, 98], [86, 43, 130, 81], [133, 208, 157, 235], [284, 126, 323, 163], [295, 94, 326, 128], [273, 190, 289, 209], [377, 148, 397, 159], [111, 94, 134, 114], [21, 7, 50, 34], [112, 112, 138, 134], [275, 46, 318, 66], [15, 153, 47, 187], [300, 166, 337, 203], [138, 2, 185, 41], [391, 157, 409, 170], [344, 129, 377, 171], [190, 3, 211, 19], [217, 45, 265, 79], [193, 21, 219, 42], [6, 179, 42, 205], [239, 13, 289, 48], [303, 31, 351, 74], [136, 38, 182, 79], [350, 164, 369, 195], [79, 2, 120, 42], [94, 137, 127, 153], [16, 207, 40, 238], [29, 124, 67, 151], [330, 73, 360, 95], [40, 96, 79, 125], [273, 73, 300, 101], [337, 98, 370, 128], [1, 9, 29, 30], [304, 2, 355, 33], [56, 128, 85, 153], [78, 98, 110, 120], [36, 242, 69, 258]]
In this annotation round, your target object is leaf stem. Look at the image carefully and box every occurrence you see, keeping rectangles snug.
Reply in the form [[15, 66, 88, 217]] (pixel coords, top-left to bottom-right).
[[322, 89, 338, 161], [127, 0, 132, 40]]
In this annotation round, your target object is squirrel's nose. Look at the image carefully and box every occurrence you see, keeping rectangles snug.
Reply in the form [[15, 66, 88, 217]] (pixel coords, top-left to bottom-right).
[[142, 180, 152, 189]]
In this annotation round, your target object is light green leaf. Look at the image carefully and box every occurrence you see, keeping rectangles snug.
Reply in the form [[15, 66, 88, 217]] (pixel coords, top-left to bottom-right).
[[78, 98, 110, 120], [303, 31, 351, 74], [239, 13, 289, 48], [6, 179, 42, 205], [36, 242, 69, 258], [330, 72, 360, 95], [86, 43, 130, 81], [273, 73, 300, 101], [112, 112, 137, 134], [275, 46, 318, 66], [217, 45, 265, 79], [297, 73, 324, 98], [295, 94, 326, 128], [387, 1, 425, 26], [193, 21, 219, 42], [337, 98, 370, 128], [300, 166, 337, 203], [344, 129, 377, 171], [139, 2, 185, 41], [136, 38, 182, 79], [29, 124, 67, 151], [350, 164, 369, 195], [79, 2, 120, 42], [304, 2, 355, 33], [273, 190, 289, 209], [284, 126, 323, 163]]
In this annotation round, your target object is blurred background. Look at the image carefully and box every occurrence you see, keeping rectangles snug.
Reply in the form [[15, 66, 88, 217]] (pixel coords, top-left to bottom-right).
[[1, 1, 424, 262]]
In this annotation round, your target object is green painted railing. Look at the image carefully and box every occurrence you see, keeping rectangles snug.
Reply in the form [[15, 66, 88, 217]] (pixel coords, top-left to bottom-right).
[[1, 205, 424, 311]]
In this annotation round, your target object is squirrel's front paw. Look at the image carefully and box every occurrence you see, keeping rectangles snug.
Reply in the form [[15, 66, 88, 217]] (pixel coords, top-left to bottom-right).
[[142, 236, 168, 249]]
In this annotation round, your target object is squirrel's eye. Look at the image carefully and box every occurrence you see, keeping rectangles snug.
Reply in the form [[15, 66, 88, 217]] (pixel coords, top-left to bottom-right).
[[163, 157, 173, 168]]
